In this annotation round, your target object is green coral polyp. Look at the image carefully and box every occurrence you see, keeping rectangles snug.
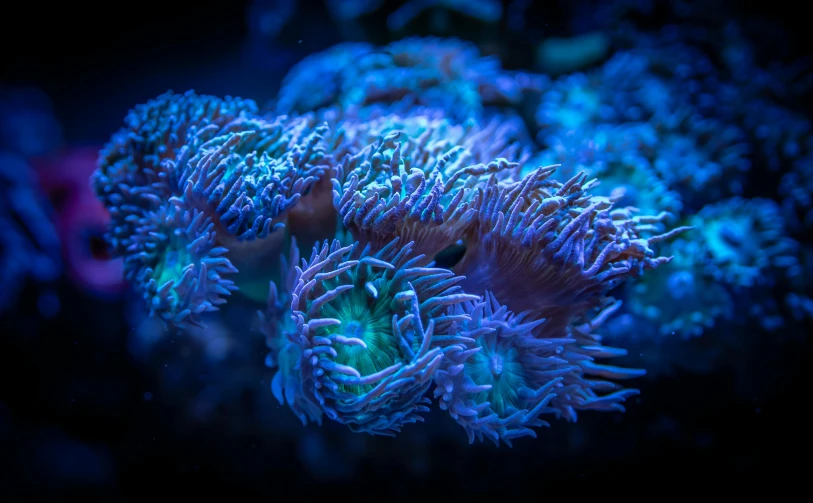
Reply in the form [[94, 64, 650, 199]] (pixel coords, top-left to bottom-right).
[[290, 237, 477, 435], [466, 344, 527, 417], [320, 288, 405, 396]]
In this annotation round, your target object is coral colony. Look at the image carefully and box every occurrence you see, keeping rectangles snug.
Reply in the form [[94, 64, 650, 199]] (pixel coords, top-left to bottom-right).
[[92, 34, 806, 445]]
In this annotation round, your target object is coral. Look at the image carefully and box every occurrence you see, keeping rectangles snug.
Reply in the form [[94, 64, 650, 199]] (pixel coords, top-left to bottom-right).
[[123, 197, 238, 329], [288, 238, 475, 435], [434, 294, 642, 446], [531, 122, 683, 218], [690, 197, 799, 289], [627, 238, 734, 338], [92, 90, 259, 256], [92, 35, 699, 446], [331, 113, 530, 258], [454, 165, 686, 333], [0, 151, 62, 315], [276, 42, 376, 114], [277, 38, 545, 121], [258, 239, 324, 426], [168, 115, 329, 244], [534, 38, 752, 204]]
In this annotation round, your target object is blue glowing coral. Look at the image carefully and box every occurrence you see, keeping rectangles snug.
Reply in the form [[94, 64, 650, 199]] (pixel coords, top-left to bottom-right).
[[689, 197, 799, 289], [288, 237, 475, 435], [92, 35, 707, 446], [0, 151, 62, 315], [454, 165, 686, 332], [259, 239, 324, 426], [92, 90, 259, 255], [168, 115, 329, 242], [278, 37, 544, 121], [124, 197, 238, 329], [332, 115, 529, 257]]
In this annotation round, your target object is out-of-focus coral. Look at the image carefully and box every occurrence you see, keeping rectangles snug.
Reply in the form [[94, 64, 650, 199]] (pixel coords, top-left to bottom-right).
[[0, 151, 62, 317], [34, 147, 125, 296], [387, 0, 503, 32], [690, 197, 799, 289], [276, 37, 545, 121], [626, 238, 734, 338]]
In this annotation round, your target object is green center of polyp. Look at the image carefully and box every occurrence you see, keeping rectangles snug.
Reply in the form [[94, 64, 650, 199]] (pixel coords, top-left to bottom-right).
[[319, 284, 403, 396], [154, 244, 191, 304], [465, 340, 526, 417]]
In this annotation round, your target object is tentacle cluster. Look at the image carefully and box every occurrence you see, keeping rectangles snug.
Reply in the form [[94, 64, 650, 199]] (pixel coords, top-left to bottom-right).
[[288, 237, 476, 435], [455, 166, 688, 331], [258, 239, 324, 426], [92, 90, 259, 255], [124, 197, 238, 329], [332, 123, 525, 258], [168, 115, 330, 244], [435, 294, 644, 446]]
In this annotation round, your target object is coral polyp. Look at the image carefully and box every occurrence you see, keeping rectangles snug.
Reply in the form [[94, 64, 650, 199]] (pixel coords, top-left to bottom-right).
[[289, 238, 476, 435], [93, 90, 259, 256], [125, 198, 238, 329], [169, 116, 329, 242], [455, 166, 686, 332], [691, 197, 799, 289], [332, 129, 519, 259]]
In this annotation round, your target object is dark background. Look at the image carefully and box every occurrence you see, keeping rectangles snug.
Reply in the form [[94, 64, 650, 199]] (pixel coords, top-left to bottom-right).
[[1, 0, 811, 498]]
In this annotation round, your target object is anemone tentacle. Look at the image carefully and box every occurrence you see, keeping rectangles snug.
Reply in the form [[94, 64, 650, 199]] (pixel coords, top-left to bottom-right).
[[332, 130, 521, 259], [258, 239, 324, 426], [289, 237, 477, 435], [454, 165, 689, 331], [124, 197, 238, 330], [92, 90, 260, 255]]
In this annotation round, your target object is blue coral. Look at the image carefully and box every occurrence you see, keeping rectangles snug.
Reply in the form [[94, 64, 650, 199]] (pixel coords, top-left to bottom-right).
[[92, 90, 260, 255], [91, 33, 731, 446], [277, 37, 544, 121], [0, 151, 62, 315], [124, 197, 238, 329], [288, 237, 475, 435]]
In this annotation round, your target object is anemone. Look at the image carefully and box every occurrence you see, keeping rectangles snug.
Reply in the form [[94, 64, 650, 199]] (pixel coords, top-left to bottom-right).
[[258, 239, 323, 426], [332, 129, 520, 259], [454, 166, 688, 332], [433, 292, 569, 446], [124, 197, 238, 330], [289, 237, 476, 435], [169, 115, 328, 242], [92, 90, 260, 255], [690, 197, 800, 289], [435, 293, 644, 445]]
